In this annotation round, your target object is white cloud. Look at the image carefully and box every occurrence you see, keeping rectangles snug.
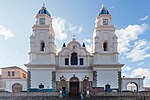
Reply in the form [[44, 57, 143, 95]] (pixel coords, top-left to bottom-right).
[[0, 25, 14, 40], [116, 23, 148, 54], [137, 62, 144, 66], [52, 17, 83, 41], [130, 68, 150, 78], [122, 66, 132, 71], [85, 44, 93, 53], [83, 38, 92, 43], [138, 15, 149, 21], [52, 17, 67, 40], [68, 24, 83, 34], [126, 40, 150, 62]]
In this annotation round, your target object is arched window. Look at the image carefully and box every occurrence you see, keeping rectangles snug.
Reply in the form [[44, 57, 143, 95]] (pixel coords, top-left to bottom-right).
[[40, 41, 45, 51], [71, 52, 78, 65], [103, 42, 108, 51]]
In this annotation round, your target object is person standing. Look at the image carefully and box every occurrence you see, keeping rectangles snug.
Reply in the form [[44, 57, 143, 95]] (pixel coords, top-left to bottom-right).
[[81, 92, 84, 100]]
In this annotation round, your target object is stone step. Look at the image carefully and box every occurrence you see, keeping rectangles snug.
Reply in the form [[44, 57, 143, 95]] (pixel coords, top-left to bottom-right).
[[58, 96, 91, 100]]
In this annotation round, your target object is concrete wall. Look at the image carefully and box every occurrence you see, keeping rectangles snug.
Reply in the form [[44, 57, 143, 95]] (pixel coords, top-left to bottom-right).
[[2, 68, 27, 79], [96, 69, 118, 89], [0, 92, 149, 100], [30, 69, 53, 89], [122, 78, 144, 91], [5, 79, 27, 92]]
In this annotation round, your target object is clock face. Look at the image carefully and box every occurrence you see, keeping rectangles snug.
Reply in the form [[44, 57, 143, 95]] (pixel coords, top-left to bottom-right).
[[39, 18, 45, 25], [103, 19, 108, 25]]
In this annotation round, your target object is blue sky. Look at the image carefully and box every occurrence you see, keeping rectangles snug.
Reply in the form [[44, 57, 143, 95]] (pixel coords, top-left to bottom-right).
[[0, 0, 150, 86]]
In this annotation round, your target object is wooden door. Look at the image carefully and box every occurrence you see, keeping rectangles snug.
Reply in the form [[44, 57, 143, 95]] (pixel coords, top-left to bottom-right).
[[70, 77, 79, 96], [70, 82, 79, 96]]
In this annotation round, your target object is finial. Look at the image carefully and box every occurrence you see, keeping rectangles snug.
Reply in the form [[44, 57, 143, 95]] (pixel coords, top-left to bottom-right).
[[102, 3, 104, 8], [72, 35, 76, 41], [43, 3, 45, 7], [73, 35, 75, 38]]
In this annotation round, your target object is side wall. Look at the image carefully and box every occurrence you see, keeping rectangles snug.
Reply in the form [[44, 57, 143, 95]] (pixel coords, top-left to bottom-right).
[[29, 68, 54, 89], [95, 68, 119, 89], [5, 79, 27, 92], [122, 78, 144, 91]]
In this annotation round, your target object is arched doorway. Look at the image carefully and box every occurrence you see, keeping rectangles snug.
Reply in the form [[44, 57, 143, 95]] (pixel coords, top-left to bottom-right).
[[70, 76, 79, 96], [12, 83, 22, 93], [82, 79, 88, 94], [126, 82, 138, 92], [60, 79, 67, 92]]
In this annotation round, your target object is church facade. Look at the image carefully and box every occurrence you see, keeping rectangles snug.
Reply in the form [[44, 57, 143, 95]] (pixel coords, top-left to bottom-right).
[[25, 4, 144, 95]]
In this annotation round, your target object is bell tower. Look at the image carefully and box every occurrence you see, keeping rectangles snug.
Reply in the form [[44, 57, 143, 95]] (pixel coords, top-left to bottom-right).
[[93, 4, 124, 90], [29, 4, 56, 64], [25, 4, 56, 89], [93, 4, 118, 64]]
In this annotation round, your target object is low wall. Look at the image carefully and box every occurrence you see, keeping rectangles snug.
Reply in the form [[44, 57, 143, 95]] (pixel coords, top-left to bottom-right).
[[90, 92, 150, 100], [0, 92, 149, 100], [0, 92, 59, 100]]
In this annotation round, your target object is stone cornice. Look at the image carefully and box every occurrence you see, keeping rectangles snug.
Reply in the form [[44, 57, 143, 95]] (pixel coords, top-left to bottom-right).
[[93, 52, 119, 55], [24, 63, 56, 68], [29, 52, 56, 55], [56, 66, 92, 70], [93, 64, 124, 68]]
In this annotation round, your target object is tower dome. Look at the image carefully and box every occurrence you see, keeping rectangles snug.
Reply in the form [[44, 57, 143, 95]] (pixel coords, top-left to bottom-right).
[[98, 4, 110, 16], [38, 4, 51, 17]]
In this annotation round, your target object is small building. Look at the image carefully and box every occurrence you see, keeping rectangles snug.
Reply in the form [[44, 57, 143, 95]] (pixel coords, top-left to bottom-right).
[[0, 66, 27, 92], [122, 77, 145, 92]]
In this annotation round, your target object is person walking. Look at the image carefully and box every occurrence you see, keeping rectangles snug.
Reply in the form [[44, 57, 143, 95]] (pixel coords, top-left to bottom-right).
[[80, 92, 84, 100]]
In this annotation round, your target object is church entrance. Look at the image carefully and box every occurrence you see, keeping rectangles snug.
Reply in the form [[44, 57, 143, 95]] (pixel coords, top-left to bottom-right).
[[82, 79, 88, 94], [70, 76, 79, 96], [60, 79, 67, 92]]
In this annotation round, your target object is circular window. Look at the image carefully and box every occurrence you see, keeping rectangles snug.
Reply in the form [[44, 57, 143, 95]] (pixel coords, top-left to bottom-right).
[[72, 45, 77, 50]]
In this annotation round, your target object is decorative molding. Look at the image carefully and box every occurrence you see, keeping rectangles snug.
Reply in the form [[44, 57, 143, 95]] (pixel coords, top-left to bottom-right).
[[27, 71, 31, 90], [52, 71, 56, 89], [118, 71, 121, 92]]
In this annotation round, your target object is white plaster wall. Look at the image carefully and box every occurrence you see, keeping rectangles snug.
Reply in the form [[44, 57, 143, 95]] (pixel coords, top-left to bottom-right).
[[56, 70, 93, 81], [122, 78, 144, 91], [30, 69, 52, 89], [0, 80, 6, 90], [58, 56, 91, 67], [5, 79, 27, 92], [97, 70, 118, 89], [94, 54, 118, 64]]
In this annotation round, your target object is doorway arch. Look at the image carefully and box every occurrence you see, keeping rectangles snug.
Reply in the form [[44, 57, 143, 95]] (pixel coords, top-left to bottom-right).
[[70, 76, 79, 96], [12, 83, 22, 93], [60, 79, 67, 92], [82, 79, 88, 94], [126, 82, 138, 92]]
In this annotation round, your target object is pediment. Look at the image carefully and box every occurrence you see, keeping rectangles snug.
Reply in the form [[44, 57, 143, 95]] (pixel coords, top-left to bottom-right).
[[58, 38, 90, 56]]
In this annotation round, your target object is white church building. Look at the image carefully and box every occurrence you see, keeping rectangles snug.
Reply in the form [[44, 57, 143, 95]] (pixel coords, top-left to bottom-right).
[[25, 4, 144, 95]]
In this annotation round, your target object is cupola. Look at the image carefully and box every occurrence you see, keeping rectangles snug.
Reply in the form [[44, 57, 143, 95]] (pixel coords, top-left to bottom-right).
[[98, 4, 110, 16], [38, 4, 51, 17]]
